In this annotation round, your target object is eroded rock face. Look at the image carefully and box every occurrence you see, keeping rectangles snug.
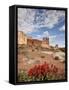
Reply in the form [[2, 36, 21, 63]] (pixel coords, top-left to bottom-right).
[[18, 31, 50, 49], [18, 31, 27, 45]]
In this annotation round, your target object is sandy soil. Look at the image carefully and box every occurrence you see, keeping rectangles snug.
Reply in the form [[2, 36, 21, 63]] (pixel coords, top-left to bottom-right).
[[18, 48, 65, 77]]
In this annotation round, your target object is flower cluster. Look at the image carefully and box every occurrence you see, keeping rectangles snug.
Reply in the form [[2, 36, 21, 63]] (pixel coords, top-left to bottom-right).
[[28, 62, 58, 78], [18, 62, 65, 82]]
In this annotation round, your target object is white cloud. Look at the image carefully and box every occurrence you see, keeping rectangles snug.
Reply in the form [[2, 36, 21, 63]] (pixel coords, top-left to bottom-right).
[[49, 35, 57, 46], [49, 35, 57, 39], [43, 31, 49, 37], [33, 10, 65, 29], [44, 10, 65, 29], [18, 8, 65, 34], [33, 35, 42, 40], [32, 31, 50, 40], [18, 8, 35, 34], [59, 25, 65, 31], [18, 27, 33, 34]]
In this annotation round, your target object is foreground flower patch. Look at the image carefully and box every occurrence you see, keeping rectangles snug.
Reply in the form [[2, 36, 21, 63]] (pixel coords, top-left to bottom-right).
[[18, 62, 65, 82]]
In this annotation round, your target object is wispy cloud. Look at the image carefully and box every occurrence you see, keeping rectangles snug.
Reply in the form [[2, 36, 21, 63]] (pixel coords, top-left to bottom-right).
[[18, 8, 35, 34], [18, 8, 65, 34], [43, 31, 49, 37], [59, 25, 65, 32], [44, 10, 65, 29]]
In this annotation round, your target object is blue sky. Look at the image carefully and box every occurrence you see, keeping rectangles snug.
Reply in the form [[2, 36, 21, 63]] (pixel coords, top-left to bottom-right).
[[18, 8, 65, 47]]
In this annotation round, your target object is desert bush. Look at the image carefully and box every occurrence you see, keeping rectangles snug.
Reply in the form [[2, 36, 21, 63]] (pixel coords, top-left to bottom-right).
[[59, 48, 65, 52], [35, 47, 38, 50], [18, 71, 28, 82], [41, 55, 45, 58], [32, 49, 35, 52], [54, 56, 59, 60]]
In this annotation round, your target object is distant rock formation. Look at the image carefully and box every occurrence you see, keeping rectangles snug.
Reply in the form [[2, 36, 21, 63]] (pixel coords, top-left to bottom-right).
[[18, 31, 50, 48], [41, 37, 50, 48]]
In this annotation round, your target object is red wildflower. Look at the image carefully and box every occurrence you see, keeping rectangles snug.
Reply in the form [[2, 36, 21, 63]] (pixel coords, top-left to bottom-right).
[[28, 62, 58, 78]]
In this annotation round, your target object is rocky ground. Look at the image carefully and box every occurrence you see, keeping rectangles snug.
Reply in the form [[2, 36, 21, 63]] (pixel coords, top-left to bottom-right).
[[18, 45, 65, 79]]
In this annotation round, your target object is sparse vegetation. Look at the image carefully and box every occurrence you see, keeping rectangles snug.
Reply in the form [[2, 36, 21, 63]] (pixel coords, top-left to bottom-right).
[[59, 48, 65, 52], [41, 55, 45, 58], [32, 49, 35, 52], [54, 56, 59, 60], [18, 45, 65, 82], [18, 62, 65, 82]]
